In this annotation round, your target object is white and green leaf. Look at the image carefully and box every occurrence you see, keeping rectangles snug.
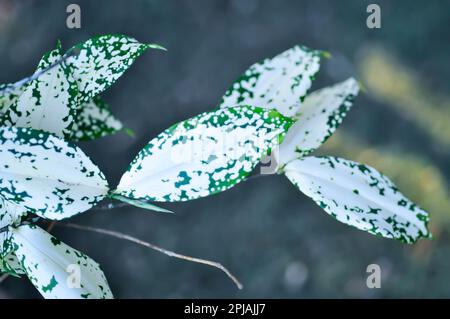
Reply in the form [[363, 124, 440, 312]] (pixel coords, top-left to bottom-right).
[[0, 197, 27, 277], [0, 126, 108, 220], [219, 45, 324, 117], [284, 156, 430, 243], [0, 252, 25, 277], [1, 44, 79, 139], [66, 34, 165, 103], [11, 224, 113, 299], [277, 78, 359, 165], [0, 84, 25, 115], [114, 106, 293, 203], [71, 96, 123, 141], [1, 197, 28, 258]]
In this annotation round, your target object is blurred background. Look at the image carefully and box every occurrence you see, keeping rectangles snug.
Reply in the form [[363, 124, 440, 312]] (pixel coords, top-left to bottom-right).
[[0, 0, 449, 298]]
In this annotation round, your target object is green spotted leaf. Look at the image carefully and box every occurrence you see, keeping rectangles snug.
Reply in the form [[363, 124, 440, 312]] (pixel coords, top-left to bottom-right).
[[277, 78, 360, 165], [0, 252, 25, 277], [0, 44, 79, 139], [11, 224, 113, 299], [71, 96, 123, 141], [0, 197, 27, 277], [0, 126, 109, 220], [114, 106, 293, 204], [0, 197, 27, 259], [0, 84, 25, 115], [284, 156, 430, 243], [219, 45, 323, 117], [66, 34, 165, 103]]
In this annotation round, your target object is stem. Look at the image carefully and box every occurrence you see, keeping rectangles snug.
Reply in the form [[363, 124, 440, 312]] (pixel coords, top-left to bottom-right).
[[55, 222, 243, 290]]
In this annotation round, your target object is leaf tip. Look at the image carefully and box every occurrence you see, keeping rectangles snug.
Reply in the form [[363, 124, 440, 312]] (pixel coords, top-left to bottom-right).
[[123, 127, 136, 138], [147, 43, 167, 51]]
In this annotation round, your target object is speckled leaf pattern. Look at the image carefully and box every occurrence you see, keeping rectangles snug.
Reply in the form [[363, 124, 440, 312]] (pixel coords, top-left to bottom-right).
[[11, 224, 113, 299], [219, 46, 323, 117], [277, 78, 359, 165], [115, 106, 293, 203], [0, 84, 25, 115], [1, 197, 27, 255], [71, 96, 123, 141], [66, 34, 165, 103], [0, 197, 27, 277], [0, 252, 25, 277], [1, 46, 79, 138], [284, 156, 430, 243], [0, 126, 108, 220]]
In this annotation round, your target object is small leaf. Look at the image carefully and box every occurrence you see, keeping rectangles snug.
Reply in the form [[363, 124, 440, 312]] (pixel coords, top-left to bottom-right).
[[219, 45, 323, 117], [71, 96, 123, 141], [66, 34, 164, 102], [0, 126, 109, 220], [284, 156, 430, 243], [11, 224, 113, 299], [115, 106, 293, 203], [1, 44, 79, 139], [111, 194, 173, 213], [277, 78, 359, 165]]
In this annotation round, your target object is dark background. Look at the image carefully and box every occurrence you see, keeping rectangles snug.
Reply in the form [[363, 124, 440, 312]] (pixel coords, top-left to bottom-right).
[[0, 0, 449, 298]]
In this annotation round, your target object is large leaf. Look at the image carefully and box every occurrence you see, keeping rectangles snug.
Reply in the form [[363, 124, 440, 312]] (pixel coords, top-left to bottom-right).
[[219, 45, 323, 117], [284, 156, 430, 243], [0, 126, 108, 220], [71, 96, 123, 141], [66, 34, 165, 103], [115, 106, 293, 203], [1, 44, 79, 138], [11, 224, 113, 299], [277, 78, 359, 165]]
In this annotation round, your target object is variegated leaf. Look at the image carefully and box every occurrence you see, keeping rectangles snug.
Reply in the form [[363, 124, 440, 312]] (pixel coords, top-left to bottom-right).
[[0, 126, 108, 220], [277, 78, 359, 165], [0, 197, 27, 258], [71, 96, 123, 141], [66, 34, 165, 103], [0, 197, 27, 277], [219, 46, 323, 117], [284, 156, 430, 243], [115, 106, 293, 203], [0, 252, 25, 277], [1, 44, 79, 138], [11, 224, 113, 299], [0, 84, 25, 115]]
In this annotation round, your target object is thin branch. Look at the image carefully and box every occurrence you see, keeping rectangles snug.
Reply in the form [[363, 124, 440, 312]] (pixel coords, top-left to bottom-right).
[[56, 222, 243, 290]]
